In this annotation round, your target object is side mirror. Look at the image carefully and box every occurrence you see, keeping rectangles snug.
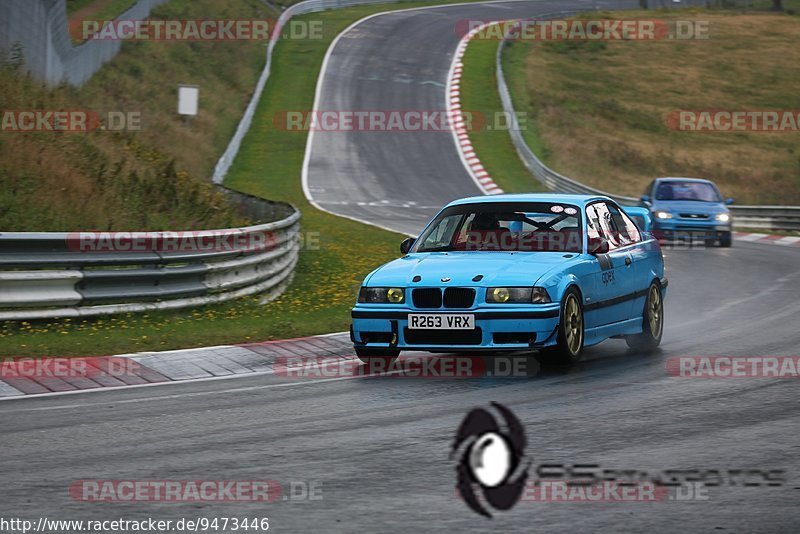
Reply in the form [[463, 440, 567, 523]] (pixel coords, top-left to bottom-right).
[[588, 236, 610, 255], [725, 198, 734, 205], [640, 194, 651, 206], [400, 237, 416, 255]]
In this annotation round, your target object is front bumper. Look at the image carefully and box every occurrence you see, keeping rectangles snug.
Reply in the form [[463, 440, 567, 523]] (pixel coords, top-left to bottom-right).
[[653, 219, 731, 241], [350, 306, 561, 352]]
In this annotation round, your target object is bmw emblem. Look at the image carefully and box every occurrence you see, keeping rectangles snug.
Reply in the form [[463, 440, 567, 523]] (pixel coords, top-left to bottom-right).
[[441, 277, 451, 282]]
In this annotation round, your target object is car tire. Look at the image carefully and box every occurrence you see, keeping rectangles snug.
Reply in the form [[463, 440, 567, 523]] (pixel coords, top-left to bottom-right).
[[719, 232, 732, 247], [540, 288, 584, 364], [625, 281, 664, 352], [355, 348, 400, 367]]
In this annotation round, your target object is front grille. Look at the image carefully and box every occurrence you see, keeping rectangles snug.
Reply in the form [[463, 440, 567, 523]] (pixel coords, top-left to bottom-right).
[[404, 327, 483, 345], [412, 288, 442, 309], [679, 213, 709, 219], [443, 288, 475, 308], [674, 226, 713, 232]]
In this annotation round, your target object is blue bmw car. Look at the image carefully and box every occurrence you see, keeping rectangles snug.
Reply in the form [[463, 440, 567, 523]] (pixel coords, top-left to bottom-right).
[[641, 177, 734, 247], [351, 194, 667, 364]]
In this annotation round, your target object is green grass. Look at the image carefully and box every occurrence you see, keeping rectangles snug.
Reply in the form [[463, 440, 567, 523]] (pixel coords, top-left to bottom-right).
[[0, 1, 482, 357], [495, 11, 800, 204], [1, 0, 274, 231], [458, 35, 544, 193], [67, 0, 138, 43], [68, 0, 137, 20], [500, 39, 559, 178]]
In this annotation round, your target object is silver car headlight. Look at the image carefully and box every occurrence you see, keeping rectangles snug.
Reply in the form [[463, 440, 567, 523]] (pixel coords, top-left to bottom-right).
[[358, 287, 405, 304], [487, 287, 551, 304]]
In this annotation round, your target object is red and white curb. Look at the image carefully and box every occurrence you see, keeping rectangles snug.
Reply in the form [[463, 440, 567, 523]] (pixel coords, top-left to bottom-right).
[[733, 232, 800, 247], [447, 22, 504, 196], [0, 333, 355, 399]]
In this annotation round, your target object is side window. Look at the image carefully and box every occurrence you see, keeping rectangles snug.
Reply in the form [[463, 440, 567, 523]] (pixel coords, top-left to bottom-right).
[[585, 202, 620, 250], [607, 204, 641, 245], [420, 214, 462, 249]]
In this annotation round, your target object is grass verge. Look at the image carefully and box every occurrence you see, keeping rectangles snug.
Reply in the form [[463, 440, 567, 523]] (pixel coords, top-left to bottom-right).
[[2, 0, 275, 231], [458, 33, 544, 193], [67, 0, 136, 18], [498, 10, 800, 204]]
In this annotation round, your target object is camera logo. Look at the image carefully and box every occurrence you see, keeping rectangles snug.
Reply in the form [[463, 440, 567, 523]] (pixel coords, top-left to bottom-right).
[[451, 402, 529, 518]]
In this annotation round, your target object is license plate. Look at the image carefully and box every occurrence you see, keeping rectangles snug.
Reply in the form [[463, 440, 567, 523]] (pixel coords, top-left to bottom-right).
[[408, 314, 475, 330]]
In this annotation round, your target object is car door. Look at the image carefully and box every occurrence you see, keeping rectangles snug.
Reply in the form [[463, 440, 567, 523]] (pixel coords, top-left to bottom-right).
[[583, 201, 636, 327], [606, 202, 653, 320]]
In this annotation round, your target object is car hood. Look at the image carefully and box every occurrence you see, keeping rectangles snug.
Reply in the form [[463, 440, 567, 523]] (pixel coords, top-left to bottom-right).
[[365, 252, 579, 287], [651, 200, 728, 215]]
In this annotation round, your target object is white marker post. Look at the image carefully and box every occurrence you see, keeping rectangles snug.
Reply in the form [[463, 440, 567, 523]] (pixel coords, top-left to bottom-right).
[[177, 85, 199, 125]]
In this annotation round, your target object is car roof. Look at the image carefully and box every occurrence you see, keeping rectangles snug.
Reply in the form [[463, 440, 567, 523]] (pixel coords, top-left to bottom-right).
[[654, 177, 715, 185], [446, 193, 609, 207]]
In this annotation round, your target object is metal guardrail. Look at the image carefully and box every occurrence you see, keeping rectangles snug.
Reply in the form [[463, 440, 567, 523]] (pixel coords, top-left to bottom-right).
[[0, 206, 301, 320], [494, 20, 800, 232], [726, 206, 800, 231]]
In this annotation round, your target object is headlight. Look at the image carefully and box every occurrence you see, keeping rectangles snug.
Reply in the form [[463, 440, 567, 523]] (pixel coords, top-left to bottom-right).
[[715, 213, 731, 223], [487, 287, 551, 304], [358, 287, 405, 304], [654, 211, 673, 220]]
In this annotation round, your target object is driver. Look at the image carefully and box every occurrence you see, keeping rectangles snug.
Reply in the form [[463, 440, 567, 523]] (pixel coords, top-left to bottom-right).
[[467, 213, 513, 250]]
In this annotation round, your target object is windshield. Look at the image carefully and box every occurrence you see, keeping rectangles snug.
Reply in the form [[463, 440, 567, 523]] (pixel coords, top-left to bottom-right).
[[413, 202, 583, 253], [655, 181, 721, 202]]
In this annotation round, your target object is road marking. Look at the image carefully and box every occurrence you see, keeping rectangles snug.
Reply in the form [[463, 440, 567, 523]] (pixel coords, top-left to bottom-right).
[[420, 80, 446, 87]]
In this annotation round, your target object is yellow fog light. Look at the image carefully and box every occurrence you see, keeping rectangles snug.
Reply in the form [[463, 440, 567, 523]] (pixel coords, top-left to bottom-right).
[[387, 288, 404, 303], [491, 288, 510, 303]]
